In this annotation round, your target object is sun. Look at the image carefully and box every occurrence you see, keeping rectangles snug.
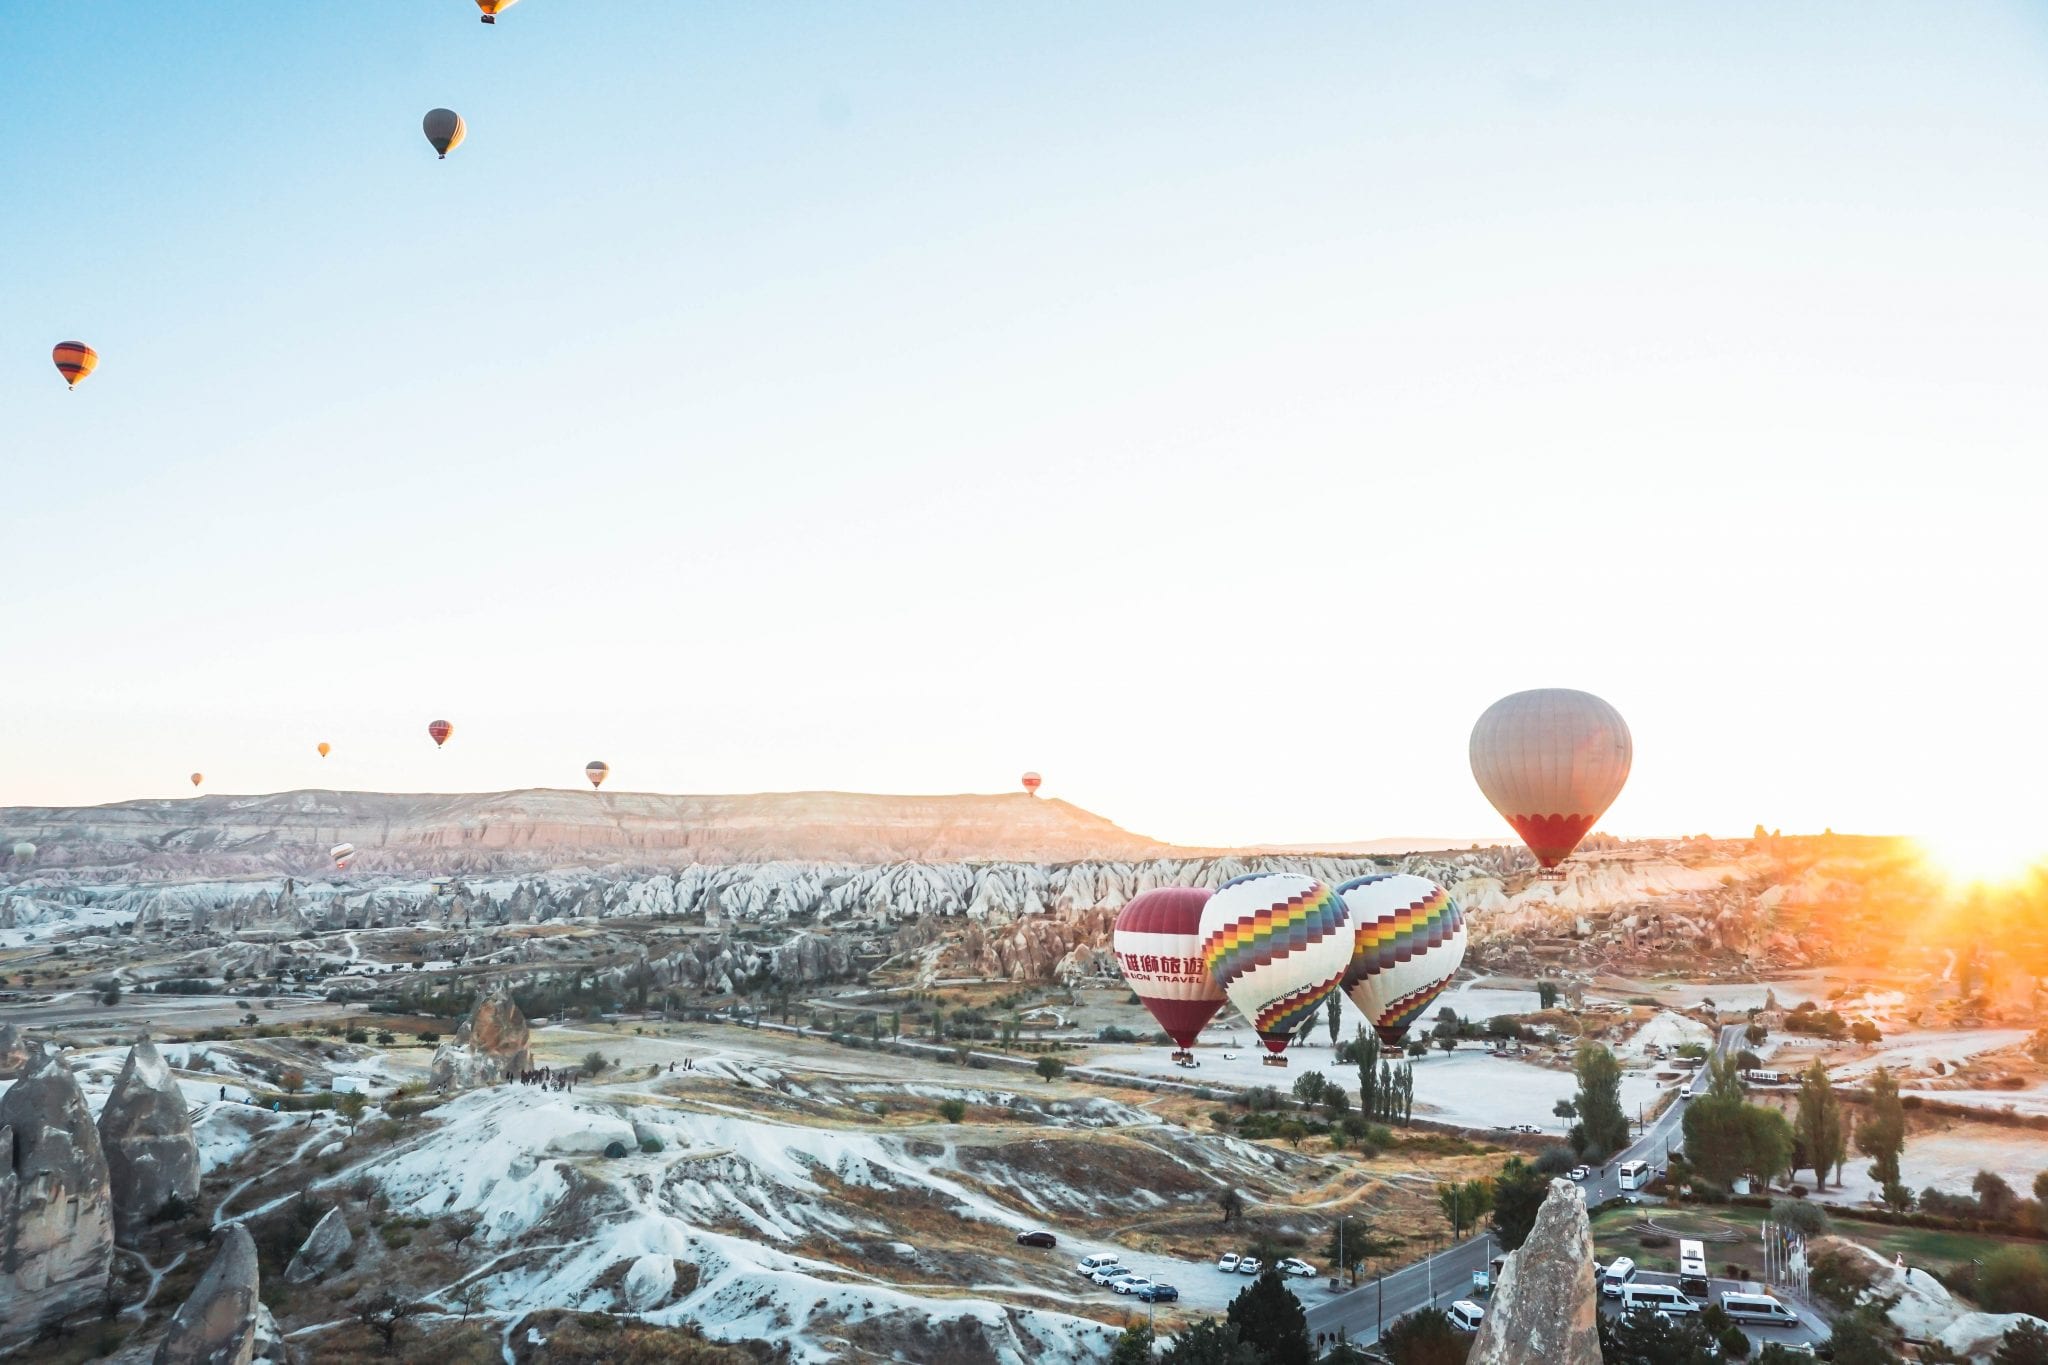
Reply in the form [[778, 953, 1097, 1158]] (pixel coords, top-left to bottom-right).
[[1914, 820, 2048, 890]]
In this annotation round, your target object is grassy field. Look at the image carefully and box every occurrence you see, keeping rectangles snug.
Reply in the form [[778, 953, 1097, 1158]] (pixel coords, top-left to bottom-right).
[[1589, 1203, 2037, 1280]]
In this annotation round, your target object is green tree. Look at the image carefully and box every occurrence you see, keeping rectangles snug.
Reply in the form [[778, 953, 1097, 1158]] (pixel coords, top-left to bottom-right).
[[1570, 1042, 1629, 1159], [938, 1098, 966, 1124], [1823, 1303, 1905, 1365], [2034, 1170, 2048, 1207], [1326, 989, 1342, 1047], [1293, 1072, 1328, 1107], [335, 1090, 368, 1135], [1354, 1026, 1381, 1119], [1109, 1323, 1154, 1365], [1380, 1307, 1467, 1365], [1537, 980, 1559, 1010], [1226, 1270, 1313, 1365], [1322, 1085, 1349, 1119], [1976, 1171, 2020, 1224], [1794, 1060, 1846, 1190], [1598, 1302, 1723, 1365], [1857, 1066, 1908, 1209], [279, 1068, 306, 1095], [1996, 1319, 2048, 1365], [1436, 1178, 1494, 1240], [1769, 1197, 1829, 1239], [1160, 1317, 1261, 1365], [1217, 1187, 1245, 1225], [1034, 1055, 1065, 1082], [1980, 1247, 2048, 1318], [1489, 1157, 1546, 1251], [581, 1050, 610, 1077]]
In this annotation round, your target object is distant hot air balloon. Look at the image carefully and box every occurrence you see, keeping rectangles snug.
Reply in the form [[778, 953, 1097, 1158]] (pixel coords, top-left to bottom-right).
[[1337, 874, 1467, 1045], [330, 842, 355, 870], [317, 742, 331, 759], [1114, 888, 1225, 1064], [423, 108, 466, 159], [190, 773, 203, 788], [585, 760, 609, 789], [11, 842, 34, 863], [1021, 772, 1042, 796], [53, 341, 97, 389], [1470, 689, 1632, 869], [428, 719, 453, 748], [476, 0, 518, 22], [1198, 871, 1353, 1066]]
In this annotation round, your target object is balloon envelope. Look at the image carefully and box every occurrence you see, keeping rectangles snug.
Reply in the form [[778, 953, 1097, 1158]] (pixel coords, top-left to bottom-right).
[[11, 842, 34, 861], [477, 0, 517, 20], [1337, 874, 1467, 1044], [189, 773, 203, 787], [1469, 688, 1632, 868], [1198, 871, 1352, 1056], [1020, 772, 1041, 795], [317, 742, 331, 758], [423, 108, 466, 158], [428, 719, 453, 747], [52, 341, 97, 388], [1113, 888, 1224, 1050], [330, 842, 355, 868], [585, 761, 609, 789]]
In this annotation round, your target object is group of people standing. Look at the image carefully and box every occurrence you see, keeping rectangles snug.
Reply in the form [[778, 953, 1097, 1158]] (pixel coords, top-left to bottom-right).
[[517, 1066, 575, 1092]]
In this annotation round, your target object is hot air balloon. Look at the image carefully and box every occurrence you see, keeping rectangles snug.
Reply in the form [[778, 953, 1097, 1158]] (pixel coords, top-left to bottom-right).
[[1021, 772, 1042, 796], [428, 719, 453, 748], [1469, 689, 1632, 870], [330, 842, 355, 870], [53, 341, 97, 389], [1337, 874, 1467, 1045], [423, 108, 466, 159], [1113, 888, 1225, 1065], [190, 773, 203, 788], [11, 842, 34, 863], [585, 760, 609, 789], [476, 0, 518, 22], [1198, 871, 1352, 1066], [317, 742, 331, 759]]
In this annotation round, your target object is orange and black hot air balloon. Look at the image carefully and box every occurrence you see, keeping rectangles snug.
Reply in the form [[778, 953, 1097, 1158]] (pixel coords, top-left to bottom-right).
[[423, 108, 466, 159], [53, 342, 97, 389], [476, 0, 519, 23], [428, 719, 453, 748]]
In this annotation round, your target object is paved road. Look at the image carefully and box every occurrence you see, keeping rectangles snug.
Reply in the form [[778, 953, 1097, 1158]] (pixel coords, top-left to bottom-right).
[[1302, 1022, 1751, 1347]]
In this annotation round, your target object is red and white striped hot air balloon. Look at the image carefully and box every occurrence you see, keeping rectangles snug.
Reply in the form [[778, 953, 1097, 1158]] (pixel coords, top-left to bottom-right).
[[1113, 888, 1224, 1065], [1198, 871, 1353, 1067], [1469, 688, 1632, 870], [1020, 771, 1042, 796]]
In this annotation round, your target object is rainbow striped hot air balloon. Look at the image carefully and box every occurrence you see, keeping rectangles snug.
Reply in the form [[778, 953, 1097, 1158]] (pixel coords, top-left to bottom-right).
[[1114, 887, 1224, 1064], [1337, 873, 1467, 1045], [1199, 871, 1353, 1066]]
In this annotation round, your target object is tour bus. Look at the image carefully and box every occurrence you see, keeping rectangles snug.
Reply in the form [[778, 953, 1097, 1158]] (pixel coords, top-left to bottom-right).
[[1679, 1240, 1708, 1279], [1617, 1159, 1652, 1191], [1720, 1292, 1801, 1326]]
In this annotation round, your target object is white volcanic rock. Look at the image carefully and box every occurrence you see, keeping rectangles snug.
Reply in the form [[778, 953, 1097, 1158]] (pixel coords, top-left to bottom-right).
[[283, 1206, 351, 1284], [1469, 1179, 1600, 1365], [0, 1046, 116, 1348], [99, 1037, 204, 1247]]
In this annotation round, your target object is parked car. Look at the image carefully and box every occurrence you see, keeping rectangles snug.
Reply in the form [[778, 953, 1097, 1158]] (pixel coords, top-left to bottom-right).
[[1216, 1253, 1240, 1273], [1277, 1258, 1316, 1278], [1569, 1165, 1591, 1181], [1513, 1123, 1542, 1134], [1237, 1257, 1263, 1276], [1111, 1275, 1154, 1296], [1138, 1283, 1180, 1303], [1077, 1253, 1120, 1280], [1091, 1265, 1128, 1286], [1016, 1231, 1057, 1248]]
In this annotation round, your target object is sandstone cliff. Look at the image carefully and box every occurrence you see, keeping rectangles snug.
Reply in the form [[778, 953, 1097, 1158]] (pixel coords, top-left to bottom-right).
[[98, 1037, 203, 1246], [155, 1222, 259, 1365], [0, 1046, 116, 1347], [1469, 1179, 1600, 1365], [430, 987, 534, 1091]]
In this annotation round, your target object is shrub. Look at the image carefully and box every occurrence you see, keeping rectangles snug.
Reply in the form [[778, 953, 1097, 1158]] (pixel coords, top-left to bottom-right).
[[639, 1137, 663, 1154], [1980, 1247, 2048, 1318], [938, 1098, 967, 1123]]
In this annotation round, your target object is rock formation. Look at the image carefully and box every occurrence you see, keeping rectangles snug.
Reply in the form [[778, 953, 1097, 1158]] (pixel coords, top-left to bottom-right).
[[99, 1037, 203, 1246], [1469, 1179, 1600, 1365], [430, 986, 533, 1091], [1815, 1237, 2048, 1363], [0, 1046, 116, 1347], [155, 1222, 259, 1365], [0, 1023, 31, 1076], [283, 1205, 352, 1283]]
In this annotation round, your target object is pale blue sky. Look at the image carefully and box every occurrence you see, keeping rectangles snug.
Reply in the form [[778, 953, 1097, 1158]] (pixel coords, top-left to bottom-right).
[[4, 2, 2045, 852]]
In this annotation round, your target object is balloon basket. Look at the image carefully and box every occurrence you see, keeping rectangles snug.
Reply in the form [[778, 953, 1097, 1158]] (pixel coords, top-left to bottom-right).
[[1536, 867, 1567, 882], [1261, 1055, 1289, 1067]]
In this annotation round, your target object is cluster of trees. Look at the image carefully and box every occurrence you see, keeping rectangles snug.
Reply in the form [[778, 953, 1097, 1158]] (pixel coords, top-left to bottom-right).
[[1348, 1028, 1416, 1125], [1569, 1043, 1631, 1160], [1681, 1057, 1794, 1190]]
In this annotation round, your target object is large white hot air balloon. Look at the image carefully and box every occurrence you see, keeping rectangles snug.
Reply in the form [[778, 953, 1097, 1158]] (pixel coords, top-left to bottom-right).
[[1198, 871, 1352, 1066], [11, 842, 34, 863], [1337, 874, 1466, 1045], [1470, 688, 1632, 870], [1113, 887, 1224, 1065]]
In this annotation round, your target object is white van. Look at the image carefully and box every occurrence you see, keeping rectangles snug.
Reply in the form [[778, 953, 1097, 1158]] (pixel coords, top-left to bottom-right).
[[1720, 1292, 1800, 1326], [1077, 1253, 1120, 1279], [1623, 1283, 1700, 1316], [1678, 1240, 1707, 1279], [1600, 1257, 1638, 1298], [1448, 1300, 1485, 1332]]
